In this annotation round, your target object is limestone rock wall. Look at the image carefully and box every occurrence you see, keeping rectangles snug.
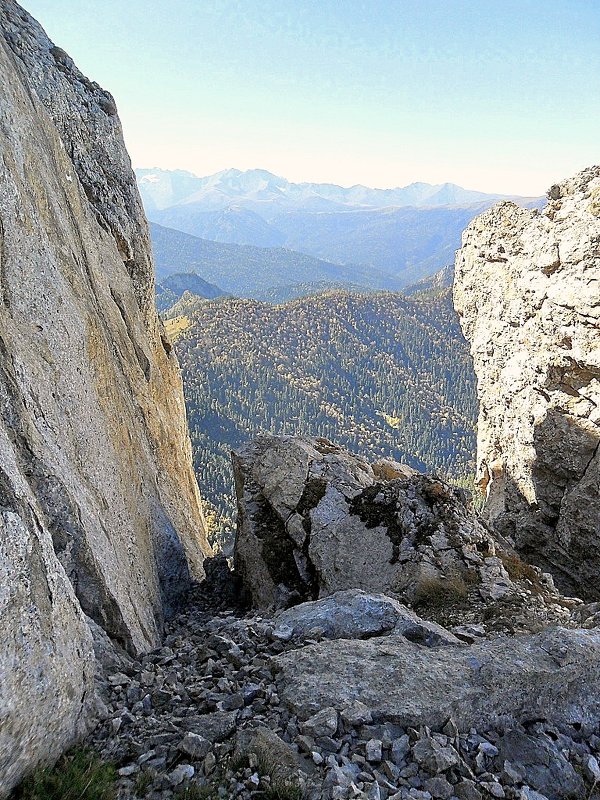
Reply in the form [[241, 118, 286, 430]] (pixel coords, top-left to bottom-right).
[[454, 167, 600, 597], [0, 1, 209, 791]]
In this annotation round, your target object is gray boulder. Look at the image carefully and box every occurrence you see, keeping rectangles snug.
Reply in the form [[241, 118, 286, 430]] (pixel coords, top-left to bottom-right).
[[494, 730, 584, 800], [275, 626, 600, 730], [273, 589, 461, 646]]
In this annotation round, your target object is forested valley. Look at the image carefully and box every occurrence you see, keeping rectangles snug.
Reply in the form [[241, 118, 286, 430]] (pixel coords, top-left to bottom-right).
[[166, 289, 478, 547]]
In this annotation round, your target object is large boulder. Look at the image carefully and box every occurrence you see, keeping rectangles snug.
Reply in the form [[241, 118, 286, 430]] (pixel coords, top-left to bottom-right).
[[0, 2, 209, 792], [233, 435, 572, 633], [275, 626, 600, 731], [454, 167, 600, 598]]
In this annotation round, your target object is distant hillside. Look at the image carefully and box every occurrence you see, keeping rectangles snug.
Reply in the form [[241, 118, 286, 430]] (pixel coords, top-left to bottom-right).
[[402, 265, 455, 297], [149, 222, 402, 295], [140, 168, 542, 286], [270, 205, 487, 284], [153, 205, 285, 248], [155, 272, 227, 312], [247, 280, 376, 304], [169, 290, 477, 544]]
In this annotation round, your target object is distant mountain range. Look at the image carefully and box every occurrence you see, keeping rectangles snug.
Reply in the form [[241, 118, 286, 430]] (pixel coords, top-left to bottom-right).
[[140, 169, 542, 286], [137, 167, 533, 214]]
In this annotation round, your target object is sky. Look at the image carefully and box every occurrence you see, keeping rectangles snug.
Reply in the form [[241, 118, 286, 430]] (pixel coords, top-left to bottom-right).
[[24, 0, 600, 196]]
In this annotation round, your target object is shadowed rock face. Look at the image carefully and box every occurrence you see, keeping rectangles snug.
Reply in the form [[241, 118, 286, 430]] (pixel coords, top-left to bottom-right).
[[454, 167, 600, 598], [0, 2, 209, 791]]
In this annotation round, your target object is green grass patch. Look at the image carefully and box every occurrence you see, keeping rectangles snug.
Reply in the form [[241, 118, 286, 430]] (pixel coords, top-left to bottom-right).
[[264, 785, 304, 800], [134, 770, 153, 797], [15, 749, 116, 800], [176, 785, 218, 800]]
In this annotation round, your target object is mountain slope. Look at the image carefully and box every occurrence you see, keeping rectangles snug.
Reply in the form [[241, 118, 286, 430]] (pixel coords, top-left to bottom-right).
[[169, 290, 477, 544], [153, 204, 286, 247], [247, 280, 376, 304], [149, 222, 402, 294], [271, 204, 490, 282]]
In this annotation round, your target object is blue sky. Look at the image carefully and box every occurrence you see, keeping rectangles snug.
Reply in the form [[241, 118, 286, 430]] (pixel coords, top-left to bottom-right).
[[25, 0, 600, 194]]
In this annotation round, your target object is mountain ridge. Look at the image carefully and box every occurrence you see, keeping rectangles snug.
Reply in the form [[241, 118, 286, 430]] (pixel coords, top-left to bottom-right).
[[142, 172, 543, 286], [149, 221, 404, 295]]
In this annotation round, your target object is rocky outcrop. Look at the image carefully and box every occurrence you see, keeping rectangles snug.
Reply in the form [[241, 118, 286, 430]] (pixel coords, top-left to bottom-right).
[[454, 167, 600, 598], [233, 435, 572, 633], [272, 589, 461, 646], [0, 1, 208, 791]]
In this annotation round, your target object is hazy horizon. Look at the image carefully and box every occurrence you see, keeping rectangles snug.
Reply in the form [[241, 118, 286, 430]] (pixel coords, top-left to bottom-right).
[[24, 0, 600, 196]]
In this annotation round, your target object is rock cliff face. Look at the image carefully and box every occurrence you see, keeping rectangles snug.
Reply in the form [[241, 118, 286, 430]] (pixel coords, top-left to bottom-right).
[[454, 167, 600, 598], [0, 1, 208, 791]]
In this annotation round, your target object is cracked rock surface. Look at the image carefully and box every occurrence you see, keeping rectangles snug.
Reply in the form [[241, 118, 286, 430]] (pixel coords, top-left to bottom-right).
[[454, 166, 600, 599], [0, 3, 208, 792]]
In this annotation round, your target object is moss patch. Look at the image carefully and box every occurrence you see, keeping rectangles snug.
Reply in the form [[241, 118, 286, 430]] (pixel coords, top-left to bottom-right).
[[349, 482, 408, 563]]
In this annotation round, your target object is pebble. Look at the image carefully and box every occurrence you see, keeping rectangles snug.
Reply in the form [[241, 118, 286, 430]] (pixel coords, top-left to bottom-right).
[[302, 706, 339, 738], [117, 764, 138, 777], [271, 623, 294, 641], [366, 739, 383, 763], [179, 732, 211, 759], [584, 754, 600, 783], [342, 700, 374, 727], [424, 775, 454, 799], [168, 764, 194, 786], [480, 781, 505, 798]]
